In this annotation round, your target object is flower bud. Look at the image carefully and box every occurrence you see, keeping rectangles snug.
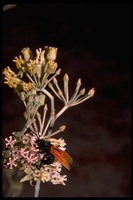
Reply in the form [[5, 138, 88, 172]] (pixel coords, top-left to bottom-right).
[[46, 47, 57, 61], [20, 91, 26, 101], [30, 88, 37, 95], [38, 94, 45, 105], [34, 94, 45, 105], [21, 47, 33, 62], [27, 94, 35, 103], [3, 150, 11, 158]]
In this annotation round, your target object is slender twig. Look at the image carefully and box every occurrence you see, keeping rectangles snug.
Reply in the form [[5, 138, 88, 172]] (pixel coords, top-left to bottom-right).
[[63, 73, 69, 102], [42, 69, 61, 88], [25, 72, 37, 85], [39, 88, 55, 135], [55, 105, 68, 119], [48, 83, 62, 100], [39, 104, 48, 134], [42, 116, 53, 137], [69, 78, 81, 103]]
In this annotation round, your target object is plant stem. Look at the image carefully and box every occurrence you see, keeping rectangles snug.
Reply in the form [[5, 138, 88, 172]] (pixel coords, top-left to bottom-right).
[[34, 181, 41, 197]]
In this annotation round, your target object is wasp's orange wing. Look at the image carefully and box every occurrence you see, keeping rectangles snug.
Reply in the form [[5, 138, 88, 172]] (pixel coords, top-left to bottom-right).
[[50, 145, 73, 170]]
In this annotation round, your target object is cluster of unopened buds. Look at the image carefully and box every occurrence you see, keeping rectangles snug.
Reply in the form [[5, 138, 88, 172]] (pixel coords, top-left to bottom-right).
[[3, 46, 95, 186]]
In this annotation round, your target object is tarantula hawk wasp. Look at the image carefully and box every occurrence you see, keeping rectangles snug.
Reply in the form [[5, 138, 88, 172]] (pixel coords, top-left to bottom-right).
[[24, 127, 73, 170]]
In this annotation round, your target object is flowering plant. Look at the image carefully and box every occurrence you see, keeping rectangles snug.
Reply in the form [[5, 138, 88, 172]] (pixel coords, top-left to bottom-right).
[[3, 46, 95, 197]]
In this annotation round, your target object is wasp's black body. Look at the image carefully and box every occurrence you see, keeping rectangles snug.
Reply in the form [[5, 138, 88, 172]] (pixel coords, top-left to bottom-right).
[[36, 139, 55, 169]]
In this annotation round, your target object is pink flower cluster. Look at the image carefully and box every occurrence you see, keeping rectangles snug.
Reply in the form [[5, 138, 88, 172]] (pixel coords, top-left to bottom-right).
[[3, 133, 40, 170], [3, 132, 67, 185]]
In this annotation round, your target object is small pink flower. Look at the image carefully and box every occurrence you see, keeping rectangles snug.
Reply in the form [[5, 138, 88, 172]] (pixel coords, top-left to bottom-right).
[[6, 157, 17, 169], [5, 136, 16, 148], [29, 144, 39, 153], [20, 147, 29, 158], [30, 135, 38, 146], [25, 152, 38, 164]]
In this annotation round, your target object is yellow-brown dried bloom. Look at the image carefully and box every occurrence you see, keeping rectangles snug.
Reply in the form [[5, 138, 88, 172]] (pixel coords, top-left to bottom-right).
[[3, 66, 16, 77], [13, 55, 26, 72], [27, 60, 36, 75], [46, 60, 57, 74], [22, 82, 34, 92], [3, 66, 21, 88]]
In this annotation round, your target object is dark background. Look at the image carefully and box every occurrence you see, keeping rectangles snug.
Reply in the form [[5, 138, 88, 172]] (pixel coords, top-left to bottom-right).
[[2, 3, 131, 197]]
